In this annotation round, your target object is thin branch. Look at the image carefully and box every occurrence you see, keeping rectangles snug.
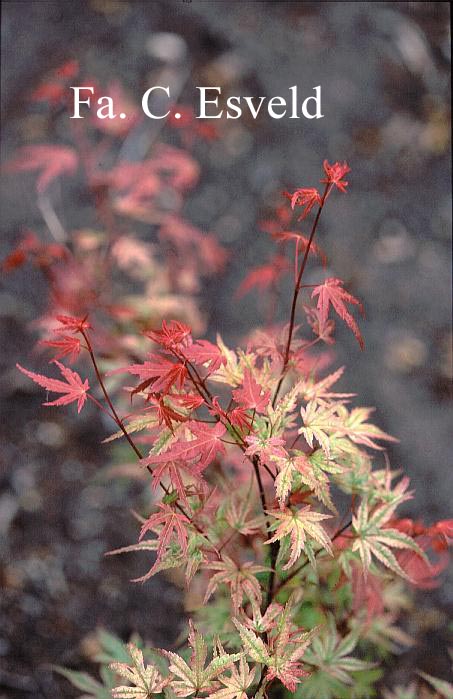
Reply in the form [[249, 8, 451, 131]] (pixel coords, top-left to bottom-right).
[[272, 182, 332, 407]]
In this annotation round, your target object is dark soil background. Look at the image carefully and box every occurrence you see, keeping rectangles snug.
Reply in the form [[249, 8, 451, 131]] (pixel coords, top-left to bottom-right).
[[0, 1, 451, 697]]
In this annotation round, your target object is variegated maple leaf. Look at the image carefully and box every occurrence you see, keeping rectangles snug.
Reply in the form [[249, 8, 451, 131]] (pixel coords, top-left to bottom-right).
[[352, 498, 427, 580], [299, 400, 340, 457], [299, 367, 354, 403], [266, 505, 332, 570], [244, 434, 286, 463], [272, 452, 337, 513], [16, 360, 89, 413], [110, 643, 167, 698], [203, 554, 268, 612], [335, 405, 397, 450], [208, 656, 256, 699], [163, 623, 240, 697], [234, 603, 316, 692], [135, 504, 190, 581], [311, 277, 364, 349], [241, 598, 283, 634]]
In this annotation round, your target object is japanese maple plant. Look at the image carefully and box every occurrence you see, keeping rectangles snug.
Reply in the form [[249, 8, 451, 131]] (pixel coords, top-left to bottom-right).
[[16, 159, 452, 699]]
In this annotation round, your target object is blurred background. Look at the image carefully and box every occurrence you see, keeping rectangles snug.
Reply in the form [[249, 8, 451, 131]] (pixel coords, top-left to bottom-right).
[[0, 1, 451, 696]]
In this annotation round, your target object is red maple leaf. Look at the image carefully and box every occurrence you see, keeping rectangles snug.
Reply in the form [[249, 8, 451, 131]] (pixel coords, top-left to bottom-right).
[[146, 320, 192, 351], [288, 187, 322, 219], [150, 459, 201, 506], [17, 360, 89, 413], [146, 396, 189, 431], [233, 369, 271, 413], [311, 277, 364, 349], [143, 422, 226, 473], [272, 231, 327, 266], [236, 255, 289, 299], [126, 354, 188, 394], [272, 230, 327, 282], [6, 145, 78, 193], [54, 315, 91, 333], [183, 340, 226, 373], [228, 406, 254, 432], [40, 335, 81, 363], [428, 519, 453, 551], [171, 394, 205, 411], [321, 160, 350, 193]]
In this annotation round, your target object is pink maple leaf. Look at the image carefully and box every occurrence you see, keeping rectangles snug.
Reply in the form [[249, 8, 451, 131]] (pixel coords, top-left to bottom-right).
[[321, 160, 350, 193], [135, 503, 190, 581], [183, 340, 226, 373], [311, 277, 364, 349], [17, 360, 89, 413], [6, 145, 78, 193], [288, 187, 322, 219], [125, 354, 188, 394], [143, 422, 226, 473], [40, 335, 81, 363], [233, 369, 270, 413]]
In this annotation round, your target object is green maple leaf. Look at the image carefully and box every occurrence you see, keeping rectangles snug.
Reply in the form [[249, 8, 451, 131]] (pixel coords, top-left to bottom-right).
[[301, 615, 375, 698]]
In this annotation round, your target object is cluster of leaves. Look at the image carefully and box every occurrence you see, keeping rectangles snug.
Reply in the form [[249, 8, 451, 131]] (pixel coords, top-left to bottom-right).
[[14, 156, 452, 699], [3, 59, 228, 377]]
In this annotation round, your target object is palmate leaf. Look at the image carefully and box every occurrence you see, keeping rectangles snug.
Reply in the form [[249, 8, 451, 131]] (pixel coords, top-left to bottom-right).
[[302, 615, 374, 697], [265, 506, 333, 570], [203, 555, 268, 613], [208, 656, 256, 699], [110, 644, 167, 698], [232, 620, 272, 666], [143, 422, 226, 473], [183, 340, 226, 374], [335, 405, 397, 450], [352, 499, 427, 580], [232, 369, 271, 413], [299, 401, 340, 457], [17, 360, 89, 413], [272, 452, 338, 513], [131, 504, 190, 581], [234, 599, 317, 692], [266, 624, 316, 692], [311, 277, 364, 349], [164, 623, 241, 697], [54, 666, 112, 698], [299, 367, 354, 403]]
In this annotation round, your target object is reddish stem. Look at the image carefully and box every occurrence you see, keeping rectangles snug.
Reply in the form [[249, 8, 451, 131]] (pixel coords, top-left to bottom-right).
[[272, 182, 332, 407]]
